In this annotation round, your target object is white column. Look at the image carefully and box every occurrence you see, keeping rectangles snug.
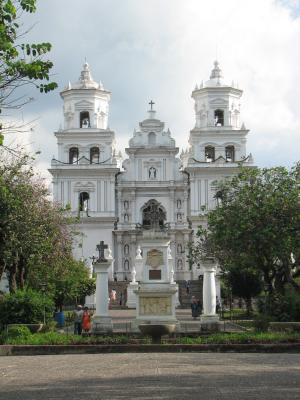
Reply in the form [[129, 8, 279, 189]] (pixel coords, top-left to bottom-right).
[[92, 258, 113, 333], [201, 259, 219, 324]]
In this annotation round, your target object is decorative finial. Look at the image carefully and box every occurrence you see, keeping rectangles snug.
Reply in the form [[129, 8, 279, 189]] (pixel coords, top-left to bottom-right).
[[79, 61, 92, 84], [210, 60, 223, 80]]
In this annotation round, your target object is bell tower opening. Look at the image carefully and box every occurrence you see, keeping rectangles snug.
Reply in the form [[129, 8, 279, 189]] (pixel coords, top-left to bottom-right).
[[69, 147, 79, 164], [79, 192, 90, 215], [90, 147, 99, 163], [214, 109, 224, 126], [80, 111, 90, 128], [225, 145, 235, 162], [205, 146, 215, 162]]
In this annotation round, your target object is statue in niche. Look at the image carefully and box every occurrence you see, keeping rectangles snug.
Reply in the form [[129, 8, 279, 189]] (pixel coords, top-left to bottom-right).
[[149, 167, 157, 179], [124, 259, 130, 270], [177, 259, 183, 270], [124, 213, 129, 222]]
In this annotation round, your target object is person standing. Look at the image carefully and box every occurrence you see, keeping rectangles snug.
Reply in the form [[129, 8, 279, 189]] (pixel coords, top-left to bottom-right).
[[191, 297, 200, 319], [186, 280, 190, 294], [82, 306, 91, 334], [73, 305, 83, 335]]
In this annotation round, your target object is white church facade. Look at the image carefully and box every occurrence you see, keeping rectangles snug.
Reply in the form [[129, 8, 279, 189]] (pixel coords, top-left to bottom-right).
[[49, 61, 254, 283]]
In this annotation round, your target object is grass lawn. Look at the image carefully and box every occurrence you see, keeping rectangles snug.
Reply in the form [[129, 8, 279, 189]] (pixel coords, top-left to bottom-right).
[[1, 331, 300, 345]]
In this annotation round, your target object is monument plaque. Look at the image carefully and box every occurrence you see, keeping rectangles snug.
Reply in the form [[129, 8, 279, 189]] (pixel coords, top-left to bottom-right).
[[149, 269, 161, 280]]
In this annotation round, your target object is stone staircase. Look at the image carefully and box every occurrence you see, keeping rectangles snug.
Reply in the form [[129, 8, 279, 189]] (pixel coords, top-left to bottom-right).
[[108, 281, 129, 309], [108, 279, 203, 309], [177, 280, 203, 308]]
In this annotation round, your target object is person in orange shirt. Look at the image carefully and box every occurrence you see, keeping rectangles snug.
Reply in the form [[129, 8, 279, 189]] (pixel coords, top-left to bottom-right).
[[82, 306, 91, 334]]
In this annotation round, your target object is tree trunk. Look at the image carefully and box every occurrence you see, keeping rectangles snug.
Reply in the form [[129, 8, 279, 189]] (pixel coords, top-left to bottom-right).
[[245, 297, 252, 317], [18, 256, 26, 289], [8, 263, 17, 293]]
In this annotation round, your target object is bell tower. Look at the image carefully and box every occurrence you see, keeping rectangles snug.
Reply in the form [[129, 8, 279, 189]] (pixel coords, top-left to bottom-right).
[[182, 61, 254, 219], [49, 62, 120, 261], [61, 62, 110, 130]]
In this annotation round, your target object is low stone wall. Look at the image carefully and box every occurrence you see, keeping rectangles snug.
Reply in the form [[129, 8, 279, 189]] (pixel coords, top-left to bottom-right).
[[1, 343, 300, 356]]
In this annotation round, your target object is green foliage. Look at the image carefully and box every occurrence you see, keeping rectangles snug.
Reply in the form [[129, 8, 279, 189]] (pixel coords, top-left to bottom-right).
[[175, 332, 300, 344], [0, 152, 92, 310], [0, 0, 57, 135], [253, 315, 272, 332], [6, 324, 31, 338], [0, 289, 54, 325], [1, 332, 151, 345], [257, 286, 300, 322], [192, 165, 300, 312]]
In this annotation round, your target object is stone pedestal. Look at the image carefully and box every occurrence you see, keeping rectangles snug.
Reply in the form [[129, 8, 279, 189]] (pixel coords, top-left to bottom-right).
[[92, 259, 113, 334], [132, 238, 179, 332], [200, 258, 219, 331], [127, 281, 139, 308]]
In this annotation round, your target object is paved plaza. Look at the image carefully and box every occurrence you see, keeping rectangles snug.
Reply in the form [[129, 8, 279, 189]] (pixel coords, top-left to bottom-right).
[[0, 353, 299, 400]]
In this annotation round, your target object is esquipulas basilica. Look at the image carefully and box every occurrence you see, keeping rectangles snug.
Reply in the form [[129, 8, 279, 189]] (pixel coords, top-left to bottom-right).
[[49, 61, 254, 287]]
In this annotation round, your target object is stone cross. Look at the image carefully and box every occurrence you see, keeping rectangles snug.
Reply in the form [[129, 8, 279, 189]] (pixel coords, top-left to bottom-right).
[[96, 241, 108, 262], [149, 100, 155, 110]]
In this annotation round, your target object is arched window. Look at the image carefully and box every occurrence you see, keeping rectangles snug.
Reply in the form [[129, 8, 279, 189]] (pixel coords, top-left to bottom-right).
[[142, 199, 166, 230], [80, 111, 90, 128], [214, 109, 224, 126], [90, 147, 99, 163], [148, 132, 156, 145], [205, 146, 215, 162], [69, 147, 79, 164], [124, 244, 129, 255], [225, 145, 235, 162], [79, 192, 89, 215]]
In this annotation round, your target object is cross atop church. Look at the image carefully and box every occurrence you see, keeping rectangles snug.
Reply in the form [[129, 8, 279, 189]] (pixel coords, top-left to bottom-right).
[[149, 100, 155, 111], [96, 240, 108, 262]]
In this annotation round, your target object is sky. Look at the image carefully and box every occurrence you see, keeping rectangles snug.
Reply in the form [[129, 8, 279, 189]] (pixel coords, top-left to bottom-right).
[[4, 0, 300, 180]]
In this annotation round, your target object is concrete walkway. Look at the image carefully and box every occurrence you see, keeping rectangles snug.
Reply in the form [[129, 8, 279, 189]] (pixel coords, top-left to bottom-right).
[[0, 353, 299, 399]]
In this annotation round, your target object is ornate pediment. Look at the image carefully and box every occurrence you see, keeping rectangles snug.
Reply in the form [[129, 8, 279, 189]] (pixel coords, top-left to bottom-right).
[[209, 97, 228, 106], [74, 181, 95, 192], [75, 100, 94, 110]]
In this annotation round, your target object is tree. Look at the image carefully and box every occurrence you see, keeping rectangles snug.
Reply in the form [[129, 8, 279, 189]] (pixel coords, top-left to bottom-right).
[[0, 150, 94, 309], [223, 269, 262, 316], [192, 165, 300, 302], [0, 0, 57, 142]]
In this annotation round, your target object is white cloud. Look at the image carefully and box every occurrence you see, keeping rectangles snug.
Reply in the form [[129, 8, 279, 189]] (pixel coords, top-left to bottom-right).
[[5, 0, 300, 170]]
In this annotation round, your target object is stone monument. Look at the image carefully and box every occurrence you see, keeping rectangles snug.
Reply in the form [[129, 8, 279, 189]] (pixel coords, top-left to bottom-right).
[[132, 236, 179, 331], [92, 240, 113, 334]]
